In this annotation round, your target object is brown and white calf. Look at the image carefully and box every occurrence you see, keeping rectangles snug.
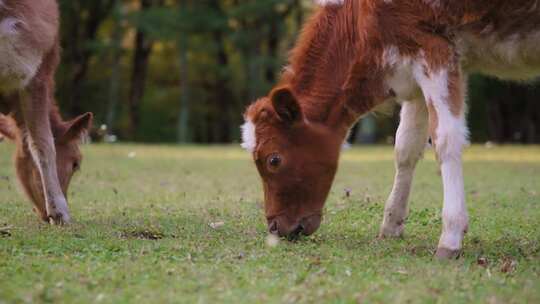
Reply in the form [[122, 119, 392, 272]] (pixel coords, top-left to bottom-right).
[[0, 0, 92, 224], [242, 0, 540, 257]]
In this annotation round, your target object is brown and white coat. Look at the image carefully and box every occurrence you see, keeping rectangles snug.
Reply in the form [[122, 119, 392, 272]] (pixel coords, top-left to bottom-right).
[[243, 0, 540, 257]]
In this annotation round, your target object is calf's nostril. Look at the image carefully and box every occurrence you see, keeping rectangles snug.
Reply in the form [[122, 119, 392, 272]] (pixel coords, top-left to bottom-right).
[[287, 224, 304, 241], [269, 221, 278, 235]]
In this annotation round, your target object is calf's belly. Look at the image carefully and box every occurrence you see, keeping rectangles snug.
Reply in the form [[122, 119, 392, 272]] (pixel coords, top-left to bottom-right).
[[460, 32, 540, 81]]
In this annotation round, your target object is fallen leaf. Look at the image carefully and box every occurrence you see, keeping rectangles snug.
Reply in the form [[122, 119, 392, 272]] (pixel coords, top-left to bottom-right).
[[500, 257, 517, 273], [477, 257, 488, 267]]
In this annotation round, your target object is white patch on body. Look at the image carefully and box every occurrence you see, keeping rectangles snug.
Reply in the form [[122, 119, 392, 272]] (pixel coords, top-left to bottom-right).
[[315, 0, 345, 6], [382, 46, 400, 67], [0, 17, 42, 91], [241, 119, 257, 152], [413, 56, 469, 251], [383, 47, 419, 101], [413, 55, 469, 159]]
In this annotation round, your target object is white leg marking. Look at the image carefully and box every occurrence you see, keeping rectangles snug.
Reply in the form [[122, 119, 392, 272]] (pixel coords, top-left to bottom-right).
[[414, 59, 469, 254], [25, 133, 70, 223], [380, 100, 429, 237]]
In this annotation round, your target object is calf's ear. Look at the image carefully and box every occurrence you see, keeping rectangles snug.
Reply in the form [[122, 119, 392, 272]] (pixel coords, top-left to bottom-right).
[[0, 114, 17, 141], [270, 87, 303, 125], [60, 112, 93, 143]]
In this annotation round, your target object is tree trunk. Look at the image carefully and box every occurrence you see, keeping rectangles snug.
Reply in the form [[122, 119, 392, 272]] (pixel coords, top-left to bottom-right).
[[177, 34, 190, 143], [211, 10, 233, 142], [63, 1, 115, 117], [265, 20, 279, 84], [127, 0, 157, 140], [105, 0, 123, 136]]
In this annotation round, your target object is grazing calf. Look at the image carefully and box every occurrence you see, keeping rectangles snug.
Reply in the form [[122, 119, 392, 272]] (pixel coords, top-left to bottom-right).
[[242, 0, 540, 257], [0, 0, 92, 224]]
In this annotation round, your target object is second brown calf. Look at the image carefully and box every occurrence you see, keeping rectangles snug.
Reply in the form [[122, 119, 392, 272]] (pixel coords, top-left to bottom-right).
[[0, 0, 92, 224]]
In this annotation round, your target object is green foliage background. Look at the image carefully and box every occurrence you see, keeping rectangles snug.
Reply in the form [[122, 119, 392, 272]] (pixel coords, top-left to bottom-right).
[[53, 0, 540, 143]]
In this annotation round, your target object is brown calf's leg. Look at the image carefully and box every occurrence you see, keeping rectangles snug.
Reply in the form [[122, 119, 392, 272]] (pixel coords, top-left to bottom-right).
[[380, 99, 429, 238], [414, 53, 469, 259], [20, 83, 70, 225]]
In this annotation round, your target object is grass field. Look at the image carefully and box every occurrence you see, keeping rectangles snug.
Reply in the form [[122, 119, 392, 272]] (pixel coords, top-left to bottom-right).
[[0, 144, 539, 303]]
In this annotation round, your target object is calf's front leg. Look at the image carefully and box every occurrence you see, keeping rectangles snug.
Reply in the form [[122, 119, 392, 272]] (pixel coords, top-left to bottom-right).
[[414, 55, 469, 259], [380, 100, 429, 237], [20, 79, 70, 224]]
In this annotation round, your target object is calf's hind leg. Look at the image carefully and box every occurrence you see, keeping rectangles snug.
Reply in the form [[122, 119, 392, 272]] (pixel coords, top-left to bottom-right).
[[380, 100, 429, 238], [414, 53, 469, 259]]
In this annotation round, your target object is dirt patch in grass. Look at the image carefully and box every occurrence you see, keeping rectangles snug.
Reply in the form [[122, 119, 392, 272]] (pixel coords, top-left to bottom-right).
[[120, 228, 165, 240], [0, 226, 12, 238]]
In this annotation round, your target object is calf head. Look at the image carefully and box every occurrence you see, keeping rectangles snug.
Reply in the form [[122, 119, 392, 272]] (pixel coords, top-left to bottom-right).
[[0, 113, 92, 221], [243, 87, 346, 239]]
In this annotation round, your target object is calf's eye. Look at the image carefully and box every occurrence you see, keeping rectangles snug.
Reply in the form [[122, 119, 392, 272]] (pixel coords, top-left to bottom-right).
[[267, 154, 282, 169]]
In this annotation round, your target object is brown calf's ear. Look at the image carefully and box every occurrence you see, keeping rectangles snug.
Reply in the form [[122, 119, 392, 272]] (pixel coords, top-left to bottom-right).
[[0, 114, 17, 141], [60, 112, 94, 143], [270, 87, 303, 125]]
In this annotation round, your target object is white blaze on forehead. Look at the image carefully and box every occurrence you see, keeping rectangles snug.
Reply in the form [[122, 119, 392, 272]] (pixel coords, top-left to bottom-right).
[[241, 119, 257, 152], [316, 0, 345, 6]]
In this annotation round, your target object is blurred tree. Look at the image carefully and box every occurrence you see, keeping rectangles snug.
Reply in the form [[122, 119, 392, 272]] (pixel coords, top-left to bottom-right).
[[105, 0, 126, 135], [51, 1, 539, 144], [58, 0, 116, 116], [127, 0, 165, 140]]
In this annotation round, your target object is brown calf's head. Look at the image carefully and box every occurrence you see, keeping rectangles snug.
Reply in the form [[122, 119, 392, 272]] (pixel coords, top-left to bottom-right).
[[243, 87, 346, 239], [0, 113, 92, 221]]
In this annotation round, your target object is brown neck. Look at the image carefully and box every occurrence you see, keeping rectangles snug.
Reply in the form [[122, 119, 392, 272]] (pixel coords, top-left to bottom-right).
[[9, 100, 66, 142], [282, 2, 383, 134]]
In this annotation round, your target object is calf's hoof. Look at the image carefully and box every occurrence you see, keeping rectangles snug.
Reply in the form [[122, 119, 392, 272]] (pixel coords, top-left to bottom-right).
[[378, 223, 405, 239], [47, 198, 71, 225], [48, 212, 71, 225], [435, 247, 461, 260]]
